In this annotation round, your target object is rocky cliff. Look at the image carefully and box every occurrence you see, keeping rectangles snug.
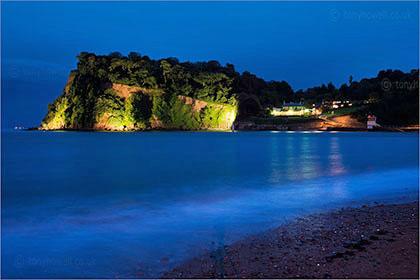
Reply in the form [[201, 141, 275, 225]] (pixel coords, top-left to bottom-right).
[[40, 52, 238, 131]]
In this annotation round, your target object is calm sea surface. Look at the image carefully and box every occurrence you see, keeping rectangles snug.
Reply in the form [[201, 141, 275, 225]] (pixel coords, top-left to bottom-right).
[[2, 131, 419, 278]]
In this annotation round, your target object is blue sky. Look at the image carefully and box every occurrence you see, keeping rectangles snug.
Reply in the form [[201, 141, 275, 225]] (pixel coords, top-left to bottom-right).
[[1, 1, 419, 128]]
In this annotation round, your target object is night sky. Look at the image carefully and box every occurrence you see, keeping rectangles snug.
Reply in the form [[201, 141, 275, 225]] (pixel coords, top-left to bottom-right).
[[1, 1, 418, 128]]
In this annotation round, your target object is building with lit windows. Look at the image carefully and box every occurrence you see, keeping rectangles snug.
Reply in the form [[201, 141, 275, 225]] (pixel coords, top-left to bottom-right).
[[271, 103, 320, 116]]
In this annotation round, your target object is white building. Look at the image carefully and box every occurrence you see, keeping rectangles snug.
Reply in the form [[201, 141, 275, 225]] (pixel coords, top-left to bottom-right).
[[367, 115, 380, 129]]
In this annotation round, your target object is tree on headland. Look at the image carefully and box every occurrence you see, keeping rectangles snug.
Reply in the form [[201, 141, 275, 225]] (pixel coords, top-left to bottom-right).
[[160, 60, 171, 85], [109, 52, 123, 59], [128, 51, 141, 61]]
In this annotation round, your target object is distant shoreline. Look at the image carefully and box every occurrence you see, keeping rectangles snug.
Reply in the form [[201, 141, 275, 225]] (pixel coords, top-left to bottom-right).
[[235, 127, 419, 133], [23, 116, 419, 133], [22, 126, 419, 133], [163, 201, 419, 279]]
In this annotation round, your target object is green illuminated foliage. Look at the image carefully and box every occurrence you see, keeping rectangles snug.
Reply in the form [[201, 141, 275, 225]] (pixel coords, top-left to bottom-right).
[[42, 52, 240, 130]]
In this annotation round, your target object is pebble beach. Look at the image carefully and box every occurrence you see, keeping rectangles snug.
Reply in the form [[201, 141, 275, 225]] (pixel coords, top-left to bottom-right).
[[164, 202, 419, 279]]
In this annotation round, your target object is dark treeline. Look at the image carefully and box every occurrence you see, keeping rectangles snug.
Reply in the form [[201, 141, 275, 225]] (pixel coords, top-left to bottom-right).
[[294, 69, 419, 125]]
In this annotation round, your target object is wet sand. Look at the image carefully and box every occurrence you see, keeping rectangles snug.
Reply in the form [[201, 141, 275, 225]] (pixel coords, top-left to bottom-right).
[[163, 202, 419, 279]]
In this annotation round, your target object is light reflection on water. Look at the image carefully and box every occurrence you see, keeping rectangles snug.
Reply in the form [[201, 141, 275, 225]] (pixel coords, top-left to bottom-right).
[[2, 131, 419, 278], [329, 136, 345, 175]]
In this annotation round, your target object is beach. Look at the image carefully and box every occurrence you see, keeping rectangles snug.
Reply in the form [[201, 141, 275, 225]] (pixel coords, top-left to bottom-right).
[[164, 202, 419, 279]]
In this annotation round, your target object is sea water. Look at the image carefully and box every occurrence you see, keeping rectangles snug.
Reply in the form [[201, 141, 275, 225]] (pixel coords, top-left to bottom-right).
[[2, 131, 418, 278]]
